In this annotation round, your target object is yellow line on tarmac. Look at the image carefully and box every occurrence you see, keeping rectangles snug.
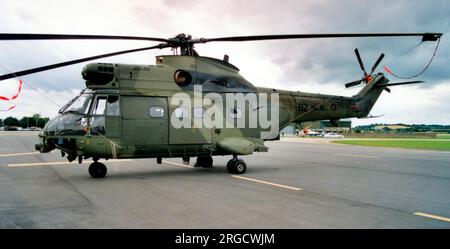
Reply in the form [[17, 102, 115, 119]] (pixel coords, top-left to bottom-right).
[[8, 159, 133, 167], [232, 175, 302, 191], [162, 160, 194, 169], [0, 152, 40, 157], [414, 212, 450, 223], [335, 153, 380, 159]]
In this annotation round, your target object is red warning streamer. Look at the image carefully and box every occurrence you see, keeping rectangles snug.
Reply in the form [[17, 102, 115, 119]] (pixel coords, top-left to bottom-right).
[[0, 79, 23, 111], [0, 104, 16, 112], [0, 79, 23, 101]]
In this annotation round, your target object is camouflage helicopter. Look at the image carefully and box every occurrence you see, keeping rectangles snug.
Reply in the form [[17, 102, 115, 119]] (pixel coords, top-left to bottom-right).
[[0, 32, 442, 178]]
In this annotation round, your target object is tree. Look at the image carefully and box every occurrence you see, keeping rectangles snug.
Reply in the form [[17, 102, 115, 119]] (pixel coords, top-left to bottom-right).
[[3, 117, 20, 127], [37, 117, 49, 128], [20, 117, 30, 128], [0, 118, 3, 127]]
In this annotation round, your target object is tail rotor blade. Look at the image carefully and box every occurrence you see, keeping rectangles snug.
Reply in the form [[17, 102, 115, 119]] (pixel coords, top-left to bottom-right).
[[370, 53, 385, 75], [354, 48, 368, 76], [345, 79, 363, 88]]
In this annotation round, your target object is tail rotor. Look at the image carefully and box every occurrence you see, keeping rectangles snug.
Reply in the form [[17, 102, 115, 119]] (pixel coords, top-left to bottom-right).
[[345, 48, 387, 91]]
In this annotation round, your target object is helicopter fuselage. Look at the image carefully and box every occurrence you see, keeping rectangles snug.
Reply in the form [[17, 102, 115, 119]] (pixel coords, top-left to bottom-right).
[[36, 55, 384, 164]]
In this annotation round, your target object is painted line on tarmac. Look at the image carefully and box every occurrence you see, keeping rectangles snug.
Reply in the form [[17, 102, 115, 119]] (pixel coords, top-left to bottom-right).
[[414, 212, 450, 223], [0, 131, 38, 137], [8, 159, 133, 167], [232, 175, 302, 191], [0, 152, 40, 157], [335, 153, 380, 159], [162, 160, 194, 169]]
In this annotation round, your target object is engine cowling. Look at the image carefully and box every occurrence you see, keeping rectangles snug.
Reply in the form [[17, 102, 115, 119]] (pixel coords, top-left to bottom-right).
[[82, 63, 115, 88]]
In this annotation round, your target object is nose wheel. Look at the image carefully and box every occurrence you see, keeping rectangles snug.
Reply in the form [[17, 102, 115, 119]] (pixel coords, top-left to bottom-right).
[[226, 156, 247, 174], [88, 161, 107, 178]]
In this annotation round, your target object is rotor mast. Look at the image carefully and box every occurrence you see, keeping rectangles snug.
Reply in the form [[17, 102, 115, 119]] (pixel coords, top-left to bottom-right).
[[168, 33, 199, 56]]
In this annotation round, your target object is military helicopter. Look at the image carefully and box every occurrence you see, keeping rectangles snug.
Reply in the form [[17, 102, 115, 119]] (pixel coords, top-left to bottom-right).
[[0, 32, 442, 178]]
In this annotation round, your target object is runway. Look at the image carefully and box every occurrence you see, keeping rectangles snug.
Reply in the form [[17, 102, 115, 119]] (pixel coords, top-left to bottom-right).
[[0, 131, 449, 228]]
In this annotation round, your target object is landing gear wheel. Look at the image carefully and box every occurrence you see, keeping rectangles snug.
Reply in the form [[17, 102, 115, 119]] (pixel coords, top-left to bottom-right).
[[88, 162, 107, 178], [226, 159, 237, 173], [226, 159, 247, 174], [195, 156, 213, 168]]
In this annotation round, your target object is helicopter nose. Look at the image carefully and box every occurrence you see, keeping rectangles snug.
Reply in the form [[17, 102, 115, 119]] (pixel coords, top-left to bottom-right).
[[42, 114, 87, 136], [42, 115, 61, 136]]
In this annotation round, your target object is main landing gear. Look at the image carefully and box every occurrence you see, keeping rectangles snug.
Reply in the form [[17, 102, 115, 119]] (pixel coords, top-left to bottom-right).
[[226, 155, 247, 174], [194, 155, 247, 174], [182, 156, 190, 165], [88, 157, 107, 178], [194, 156, 213, 168]]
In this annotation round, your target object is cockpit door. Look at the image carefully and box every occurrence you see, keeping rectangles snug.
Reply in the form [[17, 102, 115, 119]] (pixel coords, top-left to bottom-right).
[[90, 95, 121, 138]]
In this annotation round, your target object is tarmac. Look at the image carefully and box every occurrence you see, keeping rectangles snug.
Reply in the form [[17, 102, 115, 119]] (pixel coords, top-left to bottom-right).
[[0, 131, 449, 228]]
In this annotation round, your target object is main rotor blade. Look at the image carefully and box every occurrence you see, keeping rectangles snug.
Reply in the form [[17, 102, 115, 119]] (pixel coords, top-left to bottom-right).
[[200, 33, 443, 43], [0, 44, 168, 81], [354, 48, 367, 76], [370, 53, 385, 75], [0, 33, 169, 42], [345, 79, 363, 88]]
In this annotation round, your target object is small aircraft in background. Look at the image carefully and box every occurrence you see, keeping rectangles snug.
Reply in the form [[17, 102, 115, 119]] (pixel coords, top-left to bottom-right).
[[299, 127, 322, 137]]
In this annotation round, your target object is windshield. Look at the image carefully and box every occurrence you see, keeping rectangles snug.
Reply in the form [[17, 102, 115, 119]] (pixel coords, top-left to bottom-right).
[[59, 93, 93, 114]]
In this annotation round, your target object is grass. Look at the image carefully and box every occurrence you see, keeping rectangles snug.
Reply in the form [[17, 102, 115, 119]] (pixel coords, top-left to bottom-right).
[[333, 139, 450, 151]]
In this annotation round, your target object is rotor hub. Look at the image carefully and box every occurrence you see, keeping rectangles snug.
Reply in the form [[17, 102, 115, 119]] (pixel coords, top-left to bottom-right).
[[167, 33, 197, 56]]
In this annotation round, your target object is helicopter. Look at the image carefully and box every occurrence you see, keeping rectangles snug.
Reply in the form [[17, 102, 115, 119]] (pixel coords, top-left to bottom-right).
[[0, 32, 442, 178]]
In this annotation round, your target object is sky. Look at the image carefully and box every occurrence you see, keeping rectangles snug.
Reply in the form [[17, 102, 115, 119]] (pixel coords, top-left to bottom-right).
[[0, 0, 449, 126]]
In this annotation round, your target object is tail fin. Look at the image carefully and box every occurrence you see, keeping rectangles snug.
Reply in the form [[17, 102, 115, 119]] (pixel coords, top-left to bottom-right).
[[351, 73, 387, 118]]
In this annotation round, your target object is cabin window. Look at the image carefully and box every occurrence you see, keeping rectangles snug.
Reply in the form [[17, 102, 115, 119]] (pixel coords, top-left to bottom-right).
[[193, 107, 205, 118], [229, 108, 242, 119], [149, 107, 165, 118], [106, 95, 120, 116], [174, 107, 189, 118]]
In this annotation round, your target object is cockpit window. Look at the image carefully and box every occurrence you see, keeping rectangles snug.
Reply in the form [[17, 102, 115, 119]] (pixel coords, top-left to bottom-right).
[[60, 93, 93, 114], [93, 97, 107, 115], [106, 96, 120, 116]]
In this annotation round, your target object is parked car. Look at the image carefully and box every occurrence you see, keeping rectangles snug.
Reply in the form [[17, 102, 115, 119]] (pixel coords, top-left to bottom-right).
[[3, 126, 18, 131], [323, 133, 344, 139]]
